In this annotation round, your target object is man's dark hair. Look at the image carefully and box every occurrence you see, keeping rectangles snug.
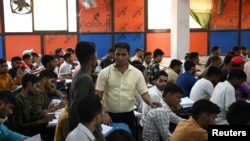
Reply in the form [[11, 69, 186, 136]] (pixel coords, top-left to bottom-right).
[[144, 52, 152, 58], [192, 99, 220, 120], [211, 46, 220, 53], [21, 73, 39, 88], [31, 52, 39, 57], [0, 90, 16, 105], [114, 42, 130, 54], [153, 70, 168, 81], [106, 129, 136, 141], [226, 100, 250, 125], [55, 48, 63, 54], [153, 49, 164, 58], [184, 60, 196, 71], [223, 54, 234, 65], [22, 54, 31, 60], [232, 46, 241, 52], [169, 59, 183, 69], [162, 83, 184, 98], [227, 69, 246, 81], [66, 48, 75, 54], [41, 55, 55, 66], [39, 70, 58, 80], [134, 64, 146, 73], [107, 48, 115, 53], [206, 66, 223, 77], [77, 94, 102, 123], [189, 52, 199, 61], [11, 56, 22, 62], [63, 52, 72, 60], [0, 59, 7, 64], [75, 41, 96, 65]]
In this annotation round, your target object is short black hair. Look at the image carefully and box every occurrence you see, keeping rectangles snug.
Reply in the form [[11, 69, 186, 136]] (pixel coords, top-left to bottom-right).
[[189, 52, 199, 60], [75, 41, 96, 65], [206, 66, 223, 77], [162, 83, 184, 98], [39, 70, 58, 80], [11, 56, 22, 62], [0, 90, 16, 105], [223, 54, 234, 65], [63, 52, 72, 60], [226, 100, 250, 125], [184, 60, 196, 71], [55, 48, 63, 54], [232, 46, 241, 52], [106, 129, 136, 141], [21, 73, 39, 88], [78, 95, 102, 123], [227, 69, 246, 81], [31, 52, 39, 57], [107, 48, 115, 53], [143, 52, 152, 58], [153, 70, 168, 81], [192, 99, 220, 120], [114, 42, 130, 54], [135, 47, 143, 52], [211, 46, 220, 53], [169, 59, 183, 69], [153, 49, 164, 58], [66, 47, 75, 54], [41, 55, 55, 66], [0, 59, 7, 64], [134, 64, 146, 73], [22, 54, 31, 60]]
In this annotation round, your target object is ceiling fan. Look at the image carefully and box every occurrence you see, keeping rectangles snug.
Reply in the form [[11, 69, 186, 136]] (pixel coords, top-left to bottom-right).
[[10, 0, 32, 14]]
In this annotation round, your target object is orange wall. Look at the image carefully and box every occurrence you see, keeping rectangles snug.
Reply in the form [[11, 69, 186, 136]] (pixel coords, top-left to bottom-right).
[[190, 32, 208, 55], [43, 35, 78, 55], [5, 35, 41, 60], [147, 33, 171, 56]]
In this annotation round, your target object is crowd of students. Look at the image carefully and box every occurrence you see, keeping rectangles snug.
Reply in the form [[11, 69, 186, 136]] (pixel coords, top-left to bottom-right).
[[0, 42, 250, 141]]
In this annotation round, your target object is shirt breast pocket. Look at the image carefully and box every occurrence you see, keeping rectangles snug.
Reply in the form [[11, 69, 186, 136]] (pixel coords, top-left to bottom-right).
[[122, 81, 136, 91]]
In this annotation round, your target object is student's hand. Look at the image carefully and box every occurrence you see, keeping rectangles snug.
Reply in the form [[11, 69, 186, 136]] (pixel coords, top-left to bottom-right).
[[103, 112, 112, 125], [57, 100, 68, 109], [150, 101, 162, 108], [37, 114, 54, 124]]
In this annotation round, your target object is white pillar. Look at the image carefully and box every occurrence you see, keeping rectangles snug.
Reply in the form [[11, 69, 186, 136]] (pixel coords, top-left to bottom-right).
[[171, 0, 190, 60]]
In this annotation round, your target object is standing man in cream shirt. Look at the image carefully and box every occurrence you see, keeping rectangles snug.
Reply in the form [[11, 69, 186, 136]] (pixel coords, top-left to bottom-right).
[[95, 42, 161, 136]]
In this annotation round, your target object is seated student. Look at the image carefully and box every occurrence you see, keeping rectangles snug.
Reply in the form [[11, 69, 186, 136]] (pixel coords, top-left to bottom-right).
[[7, 73, 54, 137], [33, 70, 67, 117], [8, 56, 23, 85], [59, 52, 74, 79], [0, 59, 19, 91], [226, 100, 250, 125], [66, 95, 105, 141], [142, 83, 185, 141], [141, 71, 168, 127], [105, 129, 136, 141], [210, 69, 246, 125], [0, 90, 28, 141], [190, 66, 222, 102], [170, 99, 220, 141]]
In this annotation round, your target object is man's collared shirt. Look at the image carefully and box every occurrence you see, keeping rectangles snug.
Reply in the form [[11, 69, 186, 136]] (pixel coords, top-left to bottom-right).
[[66, 123, 95, 141], [96, 64, 148, 113]]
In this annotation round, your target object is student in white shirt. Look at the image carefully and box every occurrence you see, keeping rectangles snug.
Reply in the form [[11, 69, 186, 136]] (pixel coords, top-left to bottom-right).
[[66, 95, 104, 141], [190, 66, 222, 101], [210, 69, 246, 125], [141, 70, 168, 127]]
